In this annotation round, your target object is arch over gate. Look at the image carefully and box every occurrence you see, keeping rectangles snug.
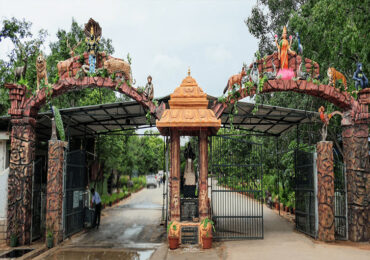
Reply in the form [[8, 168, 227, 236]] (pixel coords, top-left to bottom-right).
[[212, 53, 361, 118], [22, 77, 160, 118], [211, 52, 370, 242], [4, 50, 166, 245]]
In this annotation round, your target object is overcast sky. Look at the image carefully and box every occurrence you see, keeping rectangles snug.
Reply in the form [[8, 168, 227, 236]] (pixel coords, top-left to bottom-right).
[[0, 0, 258, 98]]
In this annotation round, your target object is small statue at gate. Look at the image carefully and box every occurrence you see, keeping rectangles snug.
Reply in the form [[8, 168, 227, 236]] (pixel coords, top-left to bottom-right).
[[318, 106, 343, 141], [183, 143, 196, 197], [223, 66, 247, 94], [353, 62, 369, 91], [327, 67, 347, 92], [144, 75, 154, 101], [36, 53, 48, 91]]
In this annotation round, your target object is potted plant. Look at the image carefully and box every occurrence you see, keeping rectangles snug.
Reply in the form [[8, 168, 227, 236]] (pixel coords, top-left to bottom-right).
[[46, 224, 54, 248], [167, 221, 179, 250], [200, 217, 215, 249], [10, 233, 18, 247], [9, 220, 18, 247], [46, 229, 54, 248]]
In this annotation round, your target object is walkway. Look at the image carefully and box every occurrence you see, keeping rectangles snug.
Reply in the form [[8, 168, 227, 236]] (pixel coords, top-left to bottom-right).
[[34, 184, 369, 260], [166, 182, 370, 260], [37, 185, 166, 259], [224, 204, 370, 260]]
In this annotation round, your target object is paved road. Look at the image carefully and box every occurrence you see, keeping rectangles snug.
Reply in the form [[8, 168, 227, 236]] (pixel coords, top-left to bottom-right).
[[69, 186, 166, 248], [42, 185, 166, 259]]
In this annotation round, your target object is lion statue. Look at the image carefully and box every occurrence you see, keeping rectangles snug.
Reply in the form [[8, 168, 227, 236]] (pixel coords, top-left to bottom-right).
[[36, 53, 48, 90]]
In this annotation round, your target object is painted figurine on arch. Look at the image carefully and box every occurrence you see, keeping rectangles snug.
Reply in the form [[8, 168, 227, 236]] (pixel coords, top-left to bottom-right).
[[274, 26, 295, 80], [84, 18, 101, 74]]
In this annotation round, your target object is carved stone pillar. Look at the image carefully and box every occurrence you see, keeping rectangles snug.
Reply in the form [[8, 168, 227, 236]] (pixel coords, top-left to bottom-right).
[[7, 117, 36, 245], [342, 123, 369, 242], [316, 141, 335, 241], [46, 138, 67, 245], [199, 131, 209, 219], [170, 129, 180, 221]]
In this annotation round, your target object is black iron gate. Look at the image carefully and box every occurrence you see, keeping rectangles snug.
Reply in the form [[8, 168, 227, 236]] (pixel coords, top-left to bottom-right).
[[64, 149, 87, 237], [334, 154, 347, 240], [210, 135, 263, 240], [31, 158, 46, 241], [295, 150, 317, 238]]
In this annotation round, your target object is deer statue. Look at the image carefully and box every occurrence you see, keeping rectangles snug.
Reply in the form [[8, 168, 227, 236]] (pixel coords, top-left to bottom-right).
[[14, 56, 28, 82], [223, 65, 247, 94], [57, 38, 82, 77], [14, 42, 33, 82]]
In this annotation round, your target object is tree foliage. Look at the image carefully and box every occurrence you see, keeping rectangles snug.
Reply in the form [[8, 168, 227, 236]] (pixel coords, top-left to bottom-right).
[[97, 130, 165, 177], [0, 18, 120, 114]]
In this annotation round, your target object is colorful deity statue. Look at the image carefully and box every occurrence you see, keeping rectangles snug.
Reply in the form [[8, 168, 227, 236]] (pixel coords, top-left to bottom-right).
[[274, 26, 295, 69], [84, 18, 101, 73]]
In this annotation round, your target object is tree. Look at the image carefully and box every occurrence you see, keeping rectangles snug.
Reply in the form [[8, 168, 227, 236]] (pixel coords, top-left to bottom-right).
[[246, 0, 309, 56], [0, 17, 47, 115]]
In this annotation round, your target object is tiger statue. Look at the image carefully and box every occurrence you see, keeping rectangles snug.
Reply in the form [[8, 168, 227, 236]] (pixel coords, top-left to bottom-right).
[[327, 67, 347, 91]]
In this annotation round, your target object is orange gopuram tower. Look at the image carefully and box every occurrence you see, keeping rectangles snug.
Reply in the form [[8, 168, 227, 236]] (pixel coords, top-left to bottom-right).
[[156, 69, 220, 248]]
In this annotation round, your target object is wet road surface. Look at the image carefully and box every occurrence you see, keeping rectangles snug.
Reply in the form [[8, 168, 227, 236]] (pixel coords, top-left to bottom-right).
[[44, 185, 166, 260]]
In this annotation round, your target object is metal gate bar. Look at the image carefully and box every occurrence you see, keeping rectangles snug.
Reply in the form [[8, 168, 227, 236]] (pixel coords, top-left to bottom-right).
[[334, 155, 347, 240], [295, 150, 317, 238], [211, 135, 263, 240], [64, 150, 86, 237], [31, 158, 44, 241]]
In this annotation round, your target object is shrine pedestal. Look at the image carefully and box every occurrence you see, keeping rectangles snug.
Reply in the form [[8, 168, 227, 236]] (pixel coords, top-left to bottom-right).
[[156, 70, 221, 248]]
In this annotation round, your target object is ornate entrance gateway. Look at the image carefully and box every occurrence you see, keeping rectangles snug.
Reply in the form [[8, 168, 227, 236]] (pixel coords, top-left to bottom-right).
[[210, 135, 263, 239]]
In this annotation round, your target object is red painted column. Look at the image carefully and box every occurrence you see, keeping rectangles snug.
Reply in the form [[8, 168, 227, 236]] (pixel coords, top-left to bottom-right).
[[7, 117, 36, 245], [199, 131, 209, 219], [170, 129, 180, 221], [46, 134, 67, 245], [316, 141, 335, 241]]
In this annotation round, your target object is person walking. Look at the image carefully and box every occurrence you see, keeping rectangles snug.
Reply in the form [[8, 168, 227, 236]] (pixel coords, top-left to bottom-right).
[[91, 188, 102, 229]]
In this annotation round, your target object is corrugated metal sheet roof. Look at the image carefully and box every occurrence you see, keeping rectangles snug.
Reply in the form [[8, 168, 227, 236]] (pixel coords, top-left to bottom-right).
[[0, 97, 320, 139]]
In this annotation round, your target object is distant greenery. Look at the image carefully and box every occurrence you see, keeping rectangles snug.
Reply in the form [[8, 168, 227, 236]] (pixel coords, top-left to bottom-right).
[[100, 176, 146, 206], [97, 130, 165, 177], [211, 128, 316, 209]]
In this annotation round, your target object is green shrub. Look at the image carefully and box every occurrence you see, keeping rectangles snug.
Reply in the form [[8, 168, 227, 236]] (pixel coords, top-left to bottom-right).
[[119, 175, 129, 187]]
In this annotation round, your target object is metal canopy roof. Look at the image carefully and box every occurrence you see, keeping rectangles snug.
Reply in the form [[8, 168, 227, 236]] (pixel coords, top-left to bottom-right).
[[0, 97, 319, 139], [220, 101, 319, 135]]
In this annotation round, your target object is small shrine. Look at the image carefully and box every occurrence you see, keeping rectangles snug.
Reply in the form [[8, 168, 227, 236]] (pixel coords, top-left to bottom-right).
[[156, 69, 221, 248]]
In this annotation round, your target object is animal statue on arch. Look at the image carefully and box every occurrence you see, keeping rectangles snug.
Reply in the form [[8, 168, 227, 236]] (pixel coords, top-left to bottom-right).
[[353, 62, 369, 91], [57, 38, 82, 77], [263, 57, 276, 80], [318, 106, 343, 141], [223, 65, 247, 94], [36, 53, 48, 91], [14, 41, 38, 82], [327, 67, 347, 92]]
